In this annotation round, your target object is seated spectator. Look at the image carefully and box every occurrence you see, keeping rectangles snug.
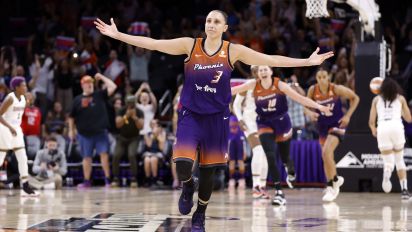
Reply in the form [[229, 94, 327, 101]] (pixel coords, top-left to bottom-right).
[[135, 82, 157, 135], [29, 136, 67, 189], [143, 119, 166, 186], [111, 95, 144, 188], [21, 92, 42, 159]]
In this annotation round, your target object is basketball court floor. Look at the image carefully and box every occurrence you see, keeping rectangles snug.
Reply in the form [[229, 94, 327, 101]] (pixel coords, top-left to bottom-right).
[[0, 188, 410, 231]]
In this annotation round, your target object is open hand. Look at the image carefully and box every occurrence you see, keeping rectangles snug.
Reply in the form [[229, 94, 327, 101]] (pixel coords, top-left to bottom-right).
[[307, 47, 334, 66], [94, 18, 119, 39], [319, 105, 332, 116], [339, 115, 350, 128]]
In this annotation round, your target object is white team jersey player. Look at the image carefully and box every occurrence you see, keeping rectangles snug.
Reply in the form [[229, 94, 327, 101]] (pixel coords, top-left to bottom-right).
[[0, 76, 39, 197], [369, 77, 412, 199], [375, 95, 405, 151], [0, 92, 26, 149]]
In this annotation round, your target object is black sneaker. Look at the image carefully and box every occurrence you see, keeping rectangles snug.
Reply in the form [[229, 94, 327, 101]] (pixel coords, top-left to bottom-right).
[[401, 189, 411, 200], [272, 190, 286, 206], [191, 211, 205, 232], [21, 182, 39, 197], [178, 177, 198, 215]]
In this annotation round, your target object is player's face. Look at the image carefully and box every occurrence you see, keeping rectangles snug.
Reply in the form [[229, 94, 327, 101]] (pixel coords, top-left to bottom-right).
[[16, 82, 27, 95], [81, 82, 94, 95], [316, 71, 330, 86], [257, 66, 273, 81], [205, 11, 228, 39]]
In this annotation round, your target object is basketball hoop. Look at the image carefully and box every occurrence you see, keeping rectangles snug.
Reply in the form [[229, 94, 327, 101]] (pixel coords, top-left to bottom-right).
[[305, 0, 330, 19]]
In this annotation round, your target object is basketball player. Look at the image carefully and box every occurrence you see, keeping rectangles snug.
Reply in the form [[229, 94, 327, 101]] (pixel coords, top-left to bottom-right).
[[305, 69, 359, 202], [232, 65, 269, 199], [0, 76, 38, 196], [232, 65, 332, 206], [369, 77, 411, 199], [95, 11, 333, 231]]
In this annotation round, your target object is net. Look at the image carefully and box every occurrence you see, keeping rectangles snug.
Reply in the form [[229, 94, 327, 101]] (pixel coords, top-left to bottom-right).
[[305, 0, 329, 18]]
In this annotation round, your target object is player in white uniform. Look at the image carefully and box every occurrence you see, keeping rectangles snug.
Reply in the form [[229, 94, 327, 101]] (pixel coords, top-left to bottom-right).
[[369, 77, 412, 199], [0, 76, 38, 196], [233, 66, 269, 198]]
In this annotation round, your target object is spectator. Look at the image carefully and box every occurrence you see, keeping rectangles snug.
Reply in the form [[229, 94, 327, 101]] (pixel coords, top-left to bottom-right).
[[135, 82, 157, 135], [21, 92, 42, 158], [285, 74, 307, 139], [143, 119, 166, 187], [29, 136, 67, 189], [54, 58, 74, 113], [103, 49, 126, 88], [68, 73, 117, 188], [29, 54, 54, 122], [227, 115, 247, 190], [111, 95, 144, 188], [128, 45, 150, 90], [44, 101, 67, 152]]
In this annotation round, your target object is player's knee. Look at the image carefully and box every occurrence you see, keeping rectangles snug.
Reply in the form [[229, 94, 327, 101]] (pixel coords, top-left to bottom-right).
[[175, 160, 193, 181], [394, 153, 406, 171]]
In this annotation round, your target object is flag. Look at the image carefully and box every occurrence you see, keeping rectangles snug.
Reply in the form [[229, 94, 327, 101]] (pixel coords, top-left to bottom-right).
[[128, 21, 150, 36], [55, 36, 75, 51]]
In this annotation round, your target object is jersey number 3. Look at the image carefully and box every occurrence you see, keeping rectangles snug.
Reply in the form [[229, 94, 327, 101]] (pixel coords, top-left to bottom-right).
[[211, 71, 223, 83]]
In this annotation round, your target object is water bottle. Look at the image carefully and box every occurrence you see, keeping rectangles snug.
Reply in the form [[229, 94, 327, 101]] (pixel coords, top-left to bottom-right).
[[122, 177, 128, 187], [66, 177, 73, 187], [296, 129, 303, 141]]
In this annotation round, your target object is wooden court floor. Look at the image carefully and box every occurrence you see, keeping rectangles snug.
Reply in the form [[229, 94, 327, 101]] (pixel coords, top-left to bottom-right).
[[0, 187, 410, 231]]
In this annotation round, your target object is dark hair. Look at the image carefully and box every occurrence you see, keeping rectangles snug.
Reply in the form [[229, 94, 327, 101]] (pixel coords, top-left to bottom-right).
[[211, 10, 228, 24], [46, 136, 57, 142], [380, 77, 402, 105]]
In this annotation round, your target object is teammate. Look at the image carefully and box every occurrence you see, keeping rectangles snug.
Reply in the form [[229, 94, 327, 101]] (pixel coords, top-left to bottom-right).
[[369, 77, 411, 199], [95, 10, 333, 231], [233, 65, 269, 199], [0, 76, 38, 196], [305, 69, 359, 202], [231, 65, 332, 206]]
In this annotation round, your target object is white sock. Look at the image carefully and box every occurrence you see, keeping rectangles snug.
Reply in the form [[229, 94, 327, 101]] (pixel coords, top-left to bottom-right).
[[14, 149, 29, 179], [381, 154, 395, 180], [0, 151, 6, 167], [252, 145, 268, 187], [400, 179, 408, 190], [251, 147, 261, 188]]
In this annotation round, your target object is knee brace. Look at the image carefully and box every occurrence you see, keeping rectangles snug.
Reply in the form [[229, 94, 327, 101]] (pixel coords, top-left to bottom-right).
[[381, 154, 395, 173], [394, 150, 406, 171]]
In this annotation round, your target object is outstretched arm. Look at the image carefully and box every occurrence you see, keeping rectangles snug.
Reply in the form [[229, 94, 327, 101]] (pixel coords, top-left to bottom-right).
[[231, 44, 334, 67], [231, 79, 257, 96], [278, 81, 331, 115], [95, 18, 193, 56]]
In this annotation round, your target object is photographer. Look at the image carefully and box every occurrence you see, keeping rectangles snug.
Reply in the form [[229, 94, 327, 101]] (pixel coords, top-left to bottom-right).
[[29, 136, 67, 189], [111, 95, 144, 187]]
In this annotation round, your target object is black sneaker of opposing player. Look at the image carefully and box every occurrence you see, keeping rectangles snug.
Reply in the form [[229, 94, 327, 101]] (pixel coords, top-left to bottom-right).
[[401, 189, 411, 200], [21, 182, 39, 197], [272, 190, 286, 206]]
